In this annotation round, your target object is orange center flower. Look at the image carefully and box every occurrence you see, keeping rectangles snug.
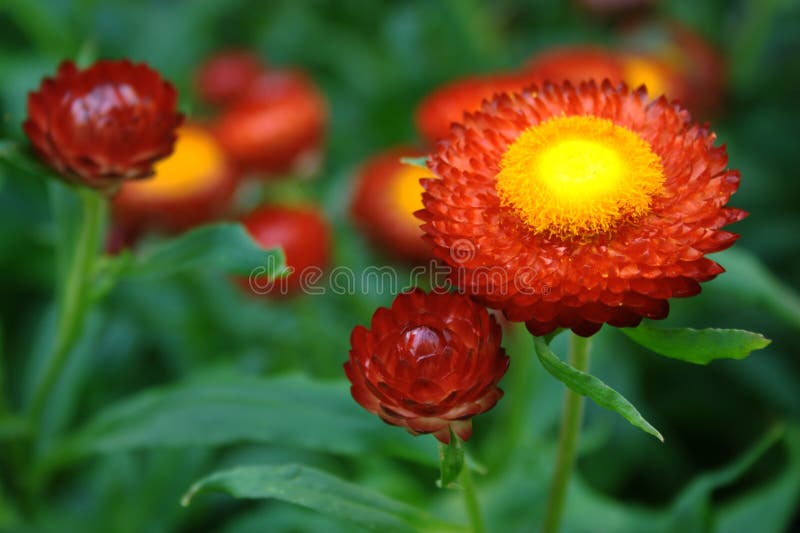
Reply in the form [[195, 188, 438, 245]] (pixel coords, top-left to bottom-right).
[[390, 163, 432, 226], [121, 125, 226, 201], [495, 115, 664, 238], [621, 55, 671, 98]]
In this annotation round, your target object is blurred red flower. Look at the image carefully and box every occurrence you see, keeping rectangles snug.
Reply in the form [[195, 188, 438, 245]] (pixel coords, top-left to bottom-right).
[[351, 148, 433, 261], [345, 289, 509, 443], [620, 21, 725, 115], [415, 74, 532, 145], [214, 70, 328, 177], [526, 45, 690, 105], [24, 60, 182, 191], [112, 123, 239, 236], [242, 204, 331, 295], [420, 81, 744, 337], [195, 50, 264, 107]]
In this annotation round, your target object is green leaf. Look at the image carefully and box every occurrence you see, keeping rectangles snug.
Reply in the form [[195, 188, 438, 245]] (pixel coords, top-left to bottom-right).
[[58, 374, 435, 467], [123, 223, 285, 280], [437, 428, 464, 489], [181, 464, 464, 533], [399, 156, 429, 169], [533, 336, 663, 441], [621, 324, 770, 365]]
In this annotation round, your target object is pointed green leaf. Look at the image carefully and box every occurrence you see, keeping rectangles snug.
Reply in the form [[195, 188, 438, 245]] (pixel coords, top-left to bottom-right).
[[533, 336, 663, 441], [59, 374, 435, 467], [181, 464, 465, 533], [437, 428, 464, 489], [124, 223, 286, 280], [621, 324, 770, 365]]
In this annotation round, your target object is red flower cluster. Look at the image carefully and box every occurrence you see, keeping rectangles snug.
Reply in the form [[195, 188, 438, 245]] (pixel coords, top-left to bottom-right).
[[214, 70, 328, 176], [24, 60, 182, 190], [196, 51, 328, 178], [345, 289, 509, 443]]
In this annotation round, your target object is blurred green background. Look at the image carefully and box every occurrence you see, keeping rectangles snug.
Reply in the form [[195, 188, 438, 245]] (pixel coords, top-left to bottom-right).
[[1, 0, 799, 532]]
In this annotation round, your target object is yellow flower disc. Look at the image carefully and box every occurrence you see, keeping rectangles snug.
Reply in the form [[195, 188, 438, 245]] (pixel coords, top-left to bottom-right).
[[124, 125, 226, 200], [391, 163, 434, 225], [496, 115, 664, 238], [622, 55, 670, 99]]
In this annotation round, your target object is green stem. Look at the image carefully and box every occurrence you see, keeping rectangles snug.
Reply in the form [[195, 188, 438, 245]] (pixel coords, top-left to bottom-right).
[[28, 188, 105, 427], [459, 459, 486, 533], [541, 333, 591, 533]]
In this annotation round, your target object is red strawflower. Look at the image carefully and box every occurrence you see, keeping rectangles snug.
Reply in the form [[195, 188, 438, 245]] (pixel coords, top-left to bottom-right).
[[345, 289, 509, 443], [195, 50, 264, 107], [242, 204, 331, 295], [419, 81, 745, 337], [351, 148, 433, 261], [415, 74, 533, 145], [112, 123, 239, 235], [24, 60, 182, 191], [213, 70, 327, 177]]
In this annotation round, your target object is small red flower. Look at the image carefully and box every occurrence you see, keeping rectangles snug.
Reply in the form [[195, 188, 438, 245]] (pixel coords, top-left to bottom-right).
[[24, 60, 182, 190], [195, 50, 264, 107], [112, 123, 239, 235], [213, 70, 328, 177], [415, 74, 533, 145], [345, 289, 509, 443], [351, 148, 433, 261], [242, 205, 332, 295]]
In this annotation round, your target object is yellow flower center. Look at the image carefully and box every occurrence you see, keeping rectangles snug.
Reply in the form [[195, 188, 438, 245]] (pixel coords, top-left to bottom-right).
[[391, 163, 433, 225], [496, 115, 664, 239], [123, 125, 226, 200], [622, 55, 670, 99]]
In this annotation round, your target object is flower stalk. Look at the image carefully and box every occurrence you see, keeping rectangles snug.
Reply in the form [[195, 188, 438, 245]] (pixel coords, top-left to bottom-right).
[[459, 458, 486, 533], [28, 188, 105, 426], [542, 333, 591, 533]]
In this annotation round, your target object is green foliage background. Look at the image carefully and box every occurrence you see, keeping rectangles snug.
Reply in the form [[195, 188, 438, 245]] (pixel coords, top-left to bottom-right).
[[0, 0, 799, 531]]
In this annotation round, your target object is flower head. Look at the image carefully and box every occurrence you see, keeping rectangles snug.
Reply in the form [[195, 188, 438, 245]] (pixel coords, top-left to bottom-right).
[[213, 70, 327, 177], [195, 50, 264, 107], [351, 148, 433, 261], [415, 74, 533, 145], [24, 60, 182, 190], [112, 124, 239, 235], [345, 289, 509, 443], [242, 204, 331, 295], [419, 81, 745, 337]]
